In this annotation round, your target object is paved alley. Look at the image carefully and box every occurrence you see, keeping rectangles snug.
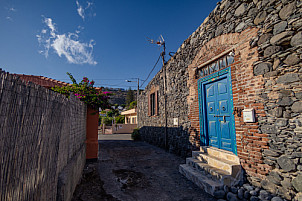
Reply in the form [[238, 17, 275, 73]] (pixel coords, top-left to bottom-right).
[[72, 134, 216, 201]]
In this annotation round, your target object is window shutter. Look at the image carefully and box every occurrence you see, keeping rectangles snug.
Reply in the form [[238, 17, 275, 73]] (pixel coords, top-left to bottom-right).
[[155, 90, 158, 116], [148, 93, 151, 116]]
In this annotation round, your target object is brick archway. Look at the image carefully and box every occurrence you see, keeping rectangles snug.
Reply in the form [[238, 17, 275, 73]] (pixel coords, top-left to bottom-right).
[[187, 27, 271, 180]]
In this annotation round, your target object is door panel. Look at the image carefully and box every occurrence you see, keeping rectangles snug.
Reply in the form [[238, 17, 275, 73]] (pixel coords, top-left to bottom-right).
[[209, 121, 218, 147], [203, 76, 234, 153]]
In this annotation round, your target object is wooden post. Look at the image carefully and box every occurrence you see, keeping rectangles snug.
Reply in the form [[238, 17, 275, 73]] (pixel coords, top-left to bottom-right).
[[86, 107, 99, 160]]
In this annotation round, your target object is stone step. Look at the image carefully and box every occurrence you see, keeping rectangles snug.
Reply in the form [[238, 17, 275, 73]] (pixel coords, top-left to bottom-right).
[[186, 158, 228, 179], [193, 152, 241, 177], [179, 164, 222, 196], [199, 146, 240, 164]]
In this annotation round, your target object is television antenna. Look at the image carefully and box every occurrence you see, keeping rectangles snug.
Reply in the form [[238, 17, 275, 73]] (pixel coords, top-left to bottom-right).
[[147, 35, 166, 65]]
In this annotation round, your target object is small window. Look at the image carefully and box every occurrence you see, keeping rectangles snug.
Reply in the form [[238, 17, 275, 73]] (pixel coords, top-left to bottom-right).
[[127, 117, 130, 124], [132, 117, 136, 124], [149, 91, 158, 116]]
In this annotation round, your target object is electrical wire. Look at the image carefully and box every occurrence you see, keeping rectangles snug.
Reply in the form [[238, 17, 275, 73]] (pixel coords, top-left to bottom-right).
[[140, 55, 161, 88]]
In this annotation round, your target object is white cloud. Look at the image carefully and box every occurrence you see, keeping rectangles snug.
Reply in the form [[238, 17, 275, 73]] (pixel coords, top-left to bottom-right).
[[6, 16, 13, 21], [37, 17, 97, 65], [75, 0, 94, 20], [76, 0, 85, 20], [9, 7, 16, 12]]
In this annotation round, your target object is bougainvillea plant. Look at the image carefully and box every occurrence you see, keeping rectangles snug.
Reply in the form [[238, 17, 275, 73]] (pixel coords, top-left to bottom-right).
[[52, 72, 111, 110]]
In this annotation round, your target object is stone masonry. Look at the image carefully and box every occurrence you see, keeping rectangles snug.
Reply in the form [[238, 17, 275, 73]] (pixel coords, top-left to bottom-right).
[[138, 0, 302, 200]]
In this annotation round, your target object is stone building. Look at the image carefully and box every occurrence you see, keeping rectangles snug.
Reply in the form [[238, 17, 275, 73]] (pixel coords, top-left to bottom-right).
[[138, 0, 302, 200]]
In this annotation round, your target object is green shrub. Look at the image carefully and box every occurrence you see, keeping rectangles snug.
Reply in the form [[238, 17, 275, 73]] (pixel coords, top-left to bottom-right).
[[131, 128, 140, 141]]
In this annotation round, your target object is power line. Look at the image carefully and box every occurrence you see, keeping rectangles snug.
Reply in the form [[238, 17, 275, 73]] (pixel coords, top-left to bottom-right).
[[140, 55, 161, 88]]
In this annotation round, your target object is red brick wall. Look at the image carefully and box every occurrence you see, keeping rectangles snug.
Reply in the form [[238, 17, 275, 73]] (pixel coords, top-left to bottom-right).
[[188, 27, 271, 180]]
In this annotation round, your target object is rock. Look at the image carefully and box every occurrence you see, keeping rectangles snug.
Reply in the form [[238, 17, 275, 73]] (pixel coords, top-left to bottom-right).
[[226, 12, 233, 21], [292, 174, 302, 192], [254, 11, 267, 25], [271, 196, 283, 201], [295, 92, 302, 99], [243, 183, 254, 191], [250, 196, 259, 201], [261, 180, 278, 194], [230, 186, 238, 194], [284, 54, 300, 66], [254, 62, 272, 75], [214, 190, 226, 199], [278, 89, 292, 97], [259, 190, 272, 200], [276, 73, 300, 84], [224, 185, 230, 193], [264, 46, 281, 57], [226, 192, 238, 201], [273, 107, 283, 118], [279, 2, 296, 20], [258, 33, 273, 45], [263, 149, 280, 157], [275, 119, 288, 127], [273, 21, 288, 35], [261, 125, 277, 134], [244, 191, 251, 199], [250, 190, 258, 196], [267, 171, 282, 185], [281, 177, 292, 189], [235, 22, 246, 32], [215, 24, 224, 37], [295, 192, 302, 201], [292, 102, 302, 113], [248, 8, 258, 17], [284, 110, 291, 118], [273, 58, 280, 70], [235, 3, 248, 16], [291, 32, 302, 47], [270, 31, 293, 45], [237, 188, 244, 199], [277, 155, 296, 172], [277, 97, 294, 106], [292, 19, 302, 30]]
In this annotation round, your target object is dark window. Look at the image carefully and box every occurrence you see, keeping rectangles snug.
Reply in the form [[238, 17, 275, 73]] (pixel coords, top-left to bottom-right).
[[149, 91, 158, 116]]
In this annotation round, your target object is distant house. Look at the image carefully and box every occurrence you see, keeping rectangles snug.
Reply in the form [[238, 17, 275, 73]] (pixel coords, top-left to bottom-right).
[[121, 108, 137, 124]]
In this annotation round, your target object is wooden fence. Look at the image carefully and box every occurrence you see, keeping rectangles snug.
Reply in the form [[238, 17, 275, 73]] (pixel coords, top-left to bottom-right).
[[0, 70, 87, 201]]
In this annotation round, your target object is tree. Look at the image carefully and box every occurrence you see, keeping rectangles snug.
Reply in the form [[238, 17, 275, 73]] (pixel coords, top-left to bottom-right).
[[129, 101, 137, 109], [126, 87, 135, 106]]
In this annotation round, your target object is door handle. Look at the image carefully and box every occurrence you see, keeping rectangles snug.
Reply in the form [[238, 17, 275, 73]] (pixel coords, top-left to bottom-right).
[[218, 115, 230, 123]]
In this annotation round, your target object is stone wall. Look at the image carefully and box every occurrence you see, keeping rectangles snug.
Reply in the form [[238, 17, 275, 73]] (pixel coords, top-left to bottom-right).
[[138, 0, 302, 199], [0, 70, 87, 201]]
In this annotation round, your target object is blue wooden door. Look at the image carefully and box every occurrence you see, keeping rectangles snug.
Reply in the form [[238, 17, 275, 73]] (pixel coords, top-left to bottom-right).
[[203, 76, 235, 153]]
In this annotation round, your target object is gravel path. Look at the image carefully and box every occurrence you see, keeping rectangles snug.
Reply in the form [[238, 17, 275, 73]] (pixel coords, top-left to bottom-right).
[[72, 134, 216, 201]]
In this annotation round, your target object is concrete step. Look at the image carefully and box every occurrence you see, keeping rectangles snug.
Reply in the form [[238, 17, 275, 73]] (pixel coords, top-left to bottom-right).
[[199, 146, 240, 164], [179, 164, 222, 196], [192, 151, 241, 177], [186, 158, 228, 179]]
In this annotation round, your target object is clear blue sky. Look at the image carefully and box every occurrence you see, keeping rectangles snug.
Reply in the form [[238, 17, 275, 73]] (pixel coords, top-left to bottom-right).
[[0, 0, 217, 89]]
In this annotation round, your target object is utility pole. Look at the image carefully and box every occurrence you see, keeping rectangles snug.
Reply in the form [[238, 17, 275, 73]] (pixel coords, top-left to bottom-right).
[[148, 35, 168, 149], [126, 78, 140, 125]]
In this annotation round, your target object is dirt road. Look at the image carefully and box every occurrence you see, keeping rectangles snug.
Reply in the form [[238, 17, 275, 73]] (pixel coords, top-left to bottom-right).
[[72, 134, 216, 201]]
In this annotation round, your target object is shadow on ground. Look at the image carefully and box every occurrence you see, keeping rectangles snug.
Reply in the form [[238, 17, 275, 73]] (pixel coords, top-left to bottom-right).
[[72, 134, 217, 201]]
